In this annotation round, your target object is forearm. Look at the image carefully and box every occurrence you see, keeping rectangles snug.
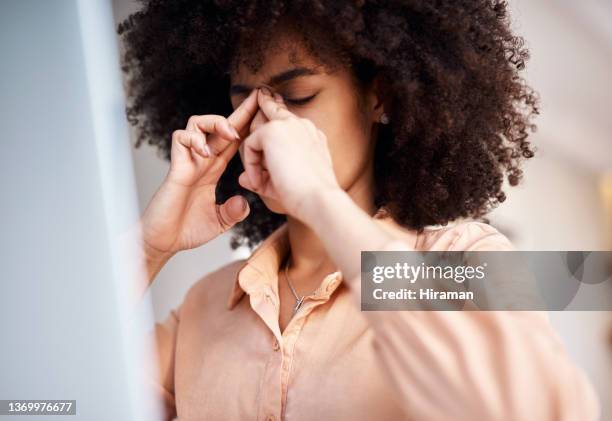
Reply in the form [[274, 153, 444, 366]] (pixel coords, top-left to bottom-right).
[[300, 188, 399, 282], [301, 192, 600, 419]]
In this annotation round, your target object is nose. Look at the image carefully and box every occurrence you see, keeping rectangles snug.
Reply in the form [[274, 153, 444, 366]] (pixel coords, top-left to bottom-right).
[[249, 108, 268, 134]]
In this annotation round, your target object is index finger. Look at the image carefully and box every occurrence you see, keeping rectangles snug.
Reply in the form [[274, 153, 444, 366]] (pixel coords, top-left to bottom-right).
[[215, 88, 259, 162], [227, 88, 259, 138], [209, 90, 257, 160]]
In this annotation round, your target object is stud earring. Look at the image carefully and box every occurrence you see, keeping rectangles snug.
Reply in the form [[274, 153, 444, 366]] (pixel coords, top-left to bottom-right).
[[379, 112, 390, 125]]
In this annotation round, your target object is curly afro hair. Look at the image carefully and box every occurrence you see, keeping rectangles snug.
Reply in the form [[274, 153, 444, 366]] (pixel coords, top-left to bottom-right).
[[117, 0, 538, 249]]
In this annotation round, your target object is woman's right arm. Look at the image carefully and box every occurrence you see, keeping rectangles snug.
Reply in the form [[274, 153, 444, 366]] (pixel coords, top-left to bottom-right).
[[124, 90, 259, 420], [132, 88, 259, 291]]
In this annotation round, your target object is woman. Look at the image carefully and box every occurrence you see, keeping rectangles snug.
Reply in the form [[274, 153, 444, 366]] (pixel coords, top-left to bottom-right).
[[118, 1, 599, 419]]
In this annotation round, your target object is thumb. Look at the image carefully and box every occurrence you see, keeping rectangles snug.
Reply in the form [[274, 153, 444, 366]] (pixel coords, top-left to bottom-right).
[[216, 195, 250, 230]]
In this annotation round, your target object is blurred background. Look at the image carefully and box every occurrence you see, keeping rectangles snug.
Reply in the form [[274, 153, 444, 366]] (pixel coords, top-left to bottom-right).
[[111, 0, 612, 418]]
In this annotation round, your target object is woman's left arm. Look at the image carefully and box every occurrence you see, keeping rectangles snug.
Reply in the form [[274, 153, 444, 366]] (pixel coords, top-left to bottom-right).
[[300, 189, 600, 420]]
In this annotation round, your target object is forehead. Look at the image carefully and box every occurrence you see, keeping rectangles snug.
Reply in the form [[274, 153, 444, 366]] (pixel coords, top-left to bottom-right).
[[230, 32, 323, 85]]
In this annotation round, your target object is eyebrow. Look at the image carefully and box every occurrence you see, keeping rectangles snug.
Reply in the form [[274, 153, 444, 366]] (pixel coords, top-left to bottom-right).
[[229, 66, 320, 96]]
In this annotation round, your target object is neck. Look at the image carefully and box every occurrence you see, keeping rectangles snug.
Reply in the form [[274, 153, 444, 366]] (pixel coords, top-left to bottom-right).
[[286, 168, 377, 280]]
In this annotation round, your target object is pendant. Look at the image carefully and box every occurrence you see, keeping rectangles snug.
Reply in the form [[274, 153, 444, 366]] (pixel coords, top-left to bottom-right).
[[293, 297, 305, 315]]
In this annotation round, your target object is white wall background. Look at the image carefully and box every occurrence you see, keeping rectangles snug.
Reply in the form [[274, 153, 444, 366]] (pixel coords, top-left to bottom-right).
[[112, 0, 612, 418]]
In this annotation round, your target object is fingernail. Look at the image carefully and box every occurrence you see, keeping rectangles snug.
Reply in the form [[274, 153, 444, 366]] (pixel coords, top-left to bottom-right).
[[259, 86, 272, 96], [230, 125, 240, 140], [273, 93, 284, 103], [224, 120, 240, 140]]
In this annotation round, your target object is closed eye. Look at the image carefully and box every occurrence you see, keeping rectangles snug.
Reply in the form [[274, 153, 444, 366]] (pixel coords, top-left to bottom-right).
[[283, 93, 317, 106]]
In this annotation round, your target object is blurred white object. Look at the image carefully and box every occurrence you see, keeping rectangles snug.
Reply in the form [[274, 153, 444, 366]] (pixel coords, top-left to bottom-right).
[[0, 0, 162, 419]]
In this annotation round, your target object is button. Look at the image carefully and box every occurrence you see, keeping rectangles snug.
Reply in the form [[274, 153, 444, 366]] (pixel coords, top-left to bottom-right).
[[266, 415, 276, 421], [272, 339, 280, 351]]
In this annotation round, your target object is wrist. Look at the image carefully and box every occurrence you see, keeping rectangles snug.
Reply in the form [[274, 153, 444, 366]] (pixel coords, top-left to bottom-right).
[[117, 221, 174, 293], [142, 239, 174, 280], [296, 186, 350, 228]]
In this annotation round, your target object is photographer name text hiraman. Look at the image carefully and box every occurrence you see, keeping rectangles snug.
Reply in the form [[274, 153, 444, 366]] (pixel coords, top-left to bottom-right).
[[372, 288, 474, 301]]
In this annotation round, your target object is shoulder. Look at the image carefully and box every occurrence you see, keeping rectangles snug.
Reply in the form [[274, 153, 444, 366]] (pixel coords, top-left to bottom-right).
[[417, 220, 515, 251]]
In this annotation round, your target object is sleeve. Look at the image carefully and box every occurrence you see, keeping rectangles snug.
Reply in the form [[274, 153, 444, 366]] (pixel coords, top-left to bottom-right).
[[147, 306, 181, 421], [350, 222, 600, 420]]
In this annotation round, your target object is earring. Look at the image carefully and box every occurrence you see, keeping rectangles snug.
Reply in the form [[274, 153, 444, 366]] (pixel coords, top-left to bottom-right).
[[379, 112, 390, 125]]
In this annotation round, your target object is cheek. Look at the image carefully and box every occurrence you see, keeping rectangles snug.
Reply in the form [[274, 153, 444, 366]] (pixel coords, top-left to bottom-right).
[[299, 101, 372, 186]]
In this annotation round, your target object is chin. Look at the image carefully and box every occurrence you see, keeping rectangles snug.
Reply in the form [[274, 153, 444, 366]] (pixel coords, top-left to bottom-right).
[[261, 196, 287, 215]]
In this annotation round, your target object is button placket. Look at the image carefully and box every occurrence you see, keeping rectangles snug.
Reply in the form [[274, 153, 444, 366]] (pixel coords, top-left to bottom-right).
[[278, 313, 312, 418], [259, 336, 283, 421]]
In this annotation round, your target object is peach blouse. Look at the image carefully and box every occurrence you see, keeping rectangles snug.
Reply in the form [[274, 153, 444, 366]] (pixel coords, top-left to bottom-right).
[[150, 216, 599, 420]]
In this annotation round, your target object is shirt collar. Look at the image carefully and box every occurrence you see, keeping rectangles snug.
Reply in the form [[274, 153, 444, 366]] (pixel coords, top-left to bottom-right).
[[226, 211, 419, 310]]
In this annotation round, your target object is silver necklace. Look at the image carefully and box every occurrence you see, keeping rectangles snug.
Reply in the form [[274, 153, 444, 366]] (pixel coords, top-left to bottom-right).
[[284, 256, 317, 316]]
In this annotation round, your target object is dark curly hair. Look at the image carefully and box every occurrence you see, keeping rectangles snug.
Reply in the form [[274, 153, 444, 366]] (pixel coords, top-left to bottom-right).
[[117, 0, 538, 249]]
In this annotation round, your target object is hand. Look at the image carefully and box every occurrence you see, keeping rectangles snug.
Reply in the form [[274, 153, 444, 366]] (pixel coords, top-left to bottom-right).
[[140, 89, 259, 279], [238, 88, 341, 222]]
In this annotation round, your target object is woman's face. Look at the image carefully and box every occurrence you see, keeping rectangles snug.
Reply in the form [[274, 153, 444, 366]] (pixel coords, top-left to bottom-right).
[[229, 33, 382, 214]]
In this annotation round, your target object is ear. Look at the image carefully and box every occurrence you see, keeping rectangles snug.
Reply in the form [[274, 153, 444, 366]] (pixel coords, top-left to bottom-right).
[[365, 76, 387, 123]]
